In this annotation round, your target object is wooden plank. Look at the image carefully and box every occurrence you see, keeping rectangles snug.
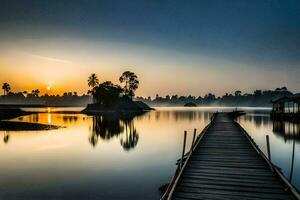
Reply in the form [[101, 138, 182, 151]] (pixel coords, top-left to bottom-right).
[[175, 186, 293, 199], [174, 191, 294, 200], [181, 174, 281, 186]]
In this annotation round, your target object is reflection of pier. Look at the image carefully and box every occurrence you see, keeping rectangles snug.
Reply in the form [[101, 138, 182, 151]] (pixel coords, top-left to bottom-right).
[[272, 120, 299, 184], [273, 120, 300, 140]]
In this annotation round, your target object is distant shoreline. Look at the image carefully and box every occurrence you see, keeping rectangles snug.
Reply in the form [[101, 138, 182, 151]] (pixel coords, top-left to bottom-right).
[[0, 103, 279, 109]]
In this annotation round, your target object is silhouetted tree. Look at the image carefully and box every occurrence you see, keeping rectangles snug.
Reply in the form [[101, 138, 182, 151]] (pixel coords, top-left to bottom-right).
[[171, 95, 178, 102], [254, 90, 262, 96], [119, 71, 139, 99], [2, 83, 11, 95], [31, 89, 40, 97], [88, 73, 99, 103], [93, 81, 123, 106], [235, 90, 242, 96], [88, 73, 99, 88]]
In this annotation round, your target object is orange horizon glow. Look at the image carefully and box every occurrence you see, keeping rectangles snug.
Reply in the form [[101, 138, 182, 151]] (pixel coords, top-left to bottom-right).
[[0, 38, 299, 97]]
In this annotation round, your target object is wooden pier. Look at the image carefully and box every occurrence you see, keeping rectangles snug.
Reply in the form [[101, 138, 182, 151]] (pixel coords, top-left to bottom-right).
[[162, 112, 300, 200]]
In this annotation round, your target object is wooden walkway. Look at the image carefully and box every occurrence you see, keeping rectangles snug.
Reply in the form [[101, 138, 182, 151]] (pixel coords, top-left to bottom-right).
[[162, 112, 299, 200]]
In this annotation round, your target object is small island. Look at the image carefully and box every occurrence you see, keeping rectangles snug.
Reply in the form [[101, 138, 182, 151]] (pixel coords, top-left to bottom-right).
[[184, 102, 197, 107], [82, 71, 152, 114], [0, 107, 61, 131]]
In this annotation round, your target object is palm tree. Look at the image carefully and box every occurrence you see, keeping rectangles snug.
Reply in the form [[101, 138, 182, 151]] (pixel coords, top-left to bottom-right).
[[88, 73, 99, 103], [88, 73, 99, 88], [2, 83, 11, 95]]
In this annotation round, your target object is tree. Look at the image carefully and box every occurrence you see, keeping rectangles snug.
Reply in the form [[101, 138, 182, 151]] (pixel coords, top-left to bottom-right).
[[88, 73, 99, 103], [93, 81, 123, 106], [31, 89, 40, 97], [2, 83, 11, 95], [235, 90, 242, 96], [254, 90, 262, 96], [88, 73, 99, 88], [119, 71, 139, 99]]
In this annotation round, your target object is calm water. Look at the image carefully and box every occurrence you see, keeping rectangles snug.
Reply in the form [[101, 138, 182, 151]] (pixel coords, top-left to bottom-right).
[[0, 107, 299, 199]]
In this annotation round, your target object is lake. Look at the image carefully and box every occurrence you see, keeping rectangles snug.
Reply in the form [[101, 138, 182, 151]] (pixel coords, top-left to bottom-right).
[[0, 107, 298, 199]]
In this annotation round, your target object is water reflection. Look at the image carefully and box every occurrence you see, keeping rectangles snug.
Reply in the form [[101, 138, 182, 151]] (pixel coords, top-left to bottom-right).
[[273, 120, 300, 140], [88, 110, 213, 150], [3, 131, 9, 143], [271, 120, 299, 183], [62, 115, 78, 123], [89, 113, 143, 151], [120, 120, 139, 151], [2, 107, 300, 199], [142, 110, 212, 122], [239, 114, 300, 141], [238, 112, 300, 189]]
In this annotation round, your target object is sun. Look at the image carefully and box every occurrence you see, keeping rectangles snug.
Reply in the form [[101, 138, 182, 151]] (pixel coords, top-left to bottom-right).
[[46, 85, 51, 91]]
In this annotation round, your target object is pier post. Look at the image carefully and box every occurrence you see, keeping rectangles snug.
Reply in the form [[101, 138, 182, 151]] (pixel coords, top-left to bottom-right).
[[289, 137, 296, 182], [266, 135, 274, 172], [266, 135, 272, 163], [180, 131, 187, 169], [191, 129, 196, 152]]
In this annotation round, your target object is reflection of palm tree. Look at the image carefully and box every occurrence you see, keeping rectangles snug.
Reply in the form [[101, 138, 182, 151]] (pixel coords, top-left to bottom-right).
[[94, 115, 124, 140], [89, 132, 98, 147], [120, 120, 139, 151], [89, 112, 144, 150], [3, 132, 10, 143], [89, 114, 124, 147]]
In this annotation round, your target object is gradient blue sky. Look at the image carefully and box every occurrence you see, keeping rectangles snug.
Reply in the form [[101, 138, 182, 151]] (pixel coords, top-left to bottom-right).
[[0, 0, 299, 96]]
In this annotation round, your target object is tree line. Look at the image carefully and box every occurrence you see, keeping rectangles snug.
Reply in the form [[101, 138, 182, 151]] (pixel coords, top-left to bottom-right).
[[0, 79, 294, 107], [136, 87, 293, 107]]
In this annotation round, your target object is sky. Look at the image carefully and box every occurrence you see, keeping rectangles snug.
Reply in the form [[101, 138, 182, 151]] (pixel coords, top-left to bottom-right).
[[0, 0, 299, 97]]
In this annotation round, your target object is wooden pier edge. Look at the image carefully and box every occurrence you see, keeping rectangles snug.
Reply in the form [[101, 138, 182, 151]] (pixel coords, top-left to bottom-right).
[[161, 112, 300, 200], [160, 114, 216, 200], [235, 121, 300, 200]]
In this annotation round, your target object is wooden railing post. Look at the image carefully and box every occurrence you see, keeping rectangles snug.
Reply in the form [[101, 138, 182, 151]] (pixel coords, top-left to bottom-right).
[[289, 137, 296, 182], [191, 129, 196, 152], [266, 135, 271, 162], [180, 131, 187, 169], [266, 135, 274, 172]]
